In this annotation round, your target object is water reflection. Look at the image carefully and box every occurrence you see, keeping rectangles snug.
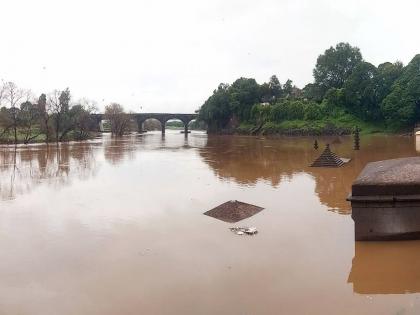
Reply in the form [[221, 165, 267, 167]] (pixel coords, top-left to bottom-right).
[[103, 136, 137, 165], [1, 133, 419, 213], [348, 241, 420, 294], [0, 132, 208, 200], [0, 143, 99, 200], [2, 132, 420, 314], [199, 135, 420, 214]]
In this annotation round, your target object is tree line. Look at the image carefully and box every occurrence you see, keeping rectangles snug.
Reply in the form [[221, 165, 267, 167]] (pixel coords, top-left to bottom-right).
[[198, 42, 420, 133], [0, 81, 140, 144], [0, 82, 99, 144]]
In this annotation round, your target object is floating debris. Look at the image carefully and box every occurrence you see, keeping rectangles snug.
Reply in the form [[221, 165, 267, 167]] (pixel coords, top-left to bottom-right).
[[229, 227, 258, 235], [310, 144, 350, 167], [204, 200, 264, 223]]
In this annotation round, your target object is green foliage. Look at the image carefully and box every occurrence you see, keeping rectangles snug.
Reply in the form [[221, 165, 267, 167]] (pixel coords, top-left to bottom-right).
[[376, 61, 404, 103], [0, 85, 98, 143], [381, 55, 420, 129], [166, 120, 184, 128], [199, 75, 303, 132], [198, 42, 420, 134], [313, 42, 363, 96], [251, 103, 271, 124], [302, 83, 324, 102], [322, 88, 345, 115], [304, 102, 325, 120], [198, 83, 232, 132], [229, 77, 261, 121], [342, 61, 379, 120], [260, 75, 283, 103]]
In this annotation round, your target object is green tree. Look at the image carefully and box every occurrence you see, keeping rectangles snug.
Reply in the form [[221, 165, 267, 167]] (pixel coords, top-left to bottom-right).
[[381, 55, 420, 129], [283, 79, 293, 98], [198, 83, 232, 132], [229, 77, 261, 121], [19, 101, 41, 144], [37, 93, 51, 143], [375, 61, 404, 104], [105, 103, 131, 136], [0, 106, 13, 139], [251, 103, 272, 124], [49, 88, 71, 143], [313, 42, 363, 96], [302, 83, 324, 102], [304, 102, 325, 120], [2, 82, 25, 144], [261, 75, 282, 103], [342, 61, 379, 120], [64, 104, 94, 140]]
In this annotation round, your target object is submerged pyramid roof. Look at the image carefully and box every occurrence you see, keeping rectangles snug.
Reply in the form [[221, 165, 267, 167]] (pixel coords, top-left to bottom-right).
[[204, 200, 264, 223], [310, 144, 347, 167]]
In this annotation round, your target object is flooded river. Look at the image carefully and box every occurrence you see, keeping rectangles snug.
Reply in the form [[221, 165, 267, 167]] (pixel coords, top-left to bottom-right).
[[1, 131, 420, 315]]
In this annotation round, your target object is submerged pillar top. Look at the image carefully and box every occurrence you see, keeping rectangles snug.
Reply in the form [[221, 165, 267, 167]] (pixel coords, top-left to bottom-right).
[[350, 157, 420, 198]]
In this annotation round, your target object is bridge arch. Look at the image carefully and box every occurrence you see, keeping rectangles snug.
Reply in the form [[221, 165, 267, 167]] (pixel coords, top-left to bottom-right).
[[136, 113, 197, 134], [165, 118, 186, 132], [141, 118, 163, 132], [91, 112, 198, 135]]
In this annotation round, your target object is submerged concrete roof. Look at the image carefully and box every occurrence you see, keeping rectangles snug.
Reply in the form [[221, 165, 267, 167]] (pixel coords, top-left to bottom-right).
[[310, 144, 346, 167], [352, 157, 420, 196], [204, 200, 264, 223]]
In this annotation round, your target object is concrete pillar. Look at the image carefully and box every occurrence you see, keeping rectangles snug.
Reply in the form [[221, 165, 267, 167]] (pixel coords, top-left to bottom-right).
[[138, 120, 144, 133], [161, 120, 166, 135], [184, 123, 188, 135]]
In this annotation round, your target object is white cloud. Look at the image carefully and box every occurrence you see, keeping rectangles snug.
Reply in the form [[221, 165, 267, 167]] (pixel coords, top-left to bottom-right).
[[0, 0, 419, 112]]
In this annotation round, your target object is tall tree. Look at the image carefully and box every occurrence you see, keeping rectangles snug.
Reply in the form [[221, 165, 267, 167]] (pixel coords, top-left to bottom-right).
[[381, 55, 420, 129], [19, 101, 41, 144], [2, 82, 24, 144], [302, 83, 324, 102], [342, 61, 379, 120], [283, 79, 293, 97], [313, 42, 363, 96], [261, 75, 282, 103], [229, 77, 261, 121], [37, 93, 51, 143], [198, 83, 232, 132], [0, 106, 13, 139], [49, 88, 71, 143], [104, 103, 130, 136], [375, 61, 404, 104]]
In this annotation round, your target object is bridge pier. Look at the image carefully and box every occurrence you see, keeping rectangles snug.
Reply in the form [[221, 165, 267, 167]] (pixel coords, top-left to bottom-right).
[[137, 120, 144, 133]]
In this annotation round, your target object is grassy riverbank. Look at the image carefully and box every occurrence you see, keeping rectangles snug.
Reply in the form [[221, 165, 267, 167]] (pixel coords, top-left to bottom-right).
[[236, 114, 390, 136], [0, 130, 97, 145]]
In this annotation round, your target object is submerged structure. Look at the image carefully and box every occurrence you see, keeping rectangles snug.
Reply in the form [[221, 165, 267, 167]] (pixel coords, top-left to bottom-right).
[[204, 200, 264, 223], [348, 157, 420, 241], [310, 144, 350, 167]]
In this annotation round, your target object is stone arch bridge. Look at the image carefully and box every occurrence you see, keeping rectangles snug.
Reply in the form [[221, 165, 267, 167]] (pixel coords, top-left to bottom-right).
[[91, 113, 198, 134]]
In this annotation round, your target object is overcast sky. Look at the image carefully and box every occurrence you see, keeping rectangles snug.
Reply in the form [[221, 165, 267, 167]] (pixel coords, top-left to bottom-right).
[[0, 0, 419, 113]]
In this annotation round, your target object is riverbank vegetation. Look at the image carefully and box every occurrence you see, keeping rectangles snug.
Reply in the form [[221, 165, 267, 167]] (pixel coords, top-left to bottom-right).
[[198, 42, 420, 135], [0, 82, 98, 144]]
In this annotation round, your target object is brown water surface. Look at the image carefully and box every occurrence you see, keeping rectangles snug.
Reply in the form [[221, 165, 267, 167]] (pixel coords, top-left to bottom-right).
[[1, 131, 420, 314]]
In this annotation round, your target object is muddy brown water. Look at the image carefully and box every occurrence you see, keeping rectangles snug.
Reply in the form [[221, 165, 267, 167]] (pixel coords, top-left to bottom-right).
[[1, 131, 420, 315]]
